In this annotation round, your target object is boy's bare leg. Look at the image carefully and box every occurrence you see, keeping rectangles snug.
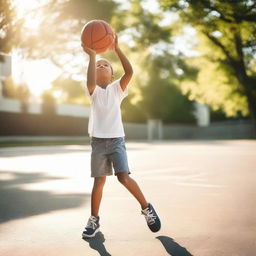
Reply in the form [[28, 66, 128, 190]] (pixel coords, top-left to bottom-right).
[[91, 176, 106, 217], [116, 173, 148, 210]]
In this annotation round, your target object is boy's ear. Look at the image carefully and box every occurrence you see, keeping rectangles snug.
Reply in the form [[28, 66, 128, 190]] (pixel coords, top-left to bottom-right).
[[111, 75, 114, 81]]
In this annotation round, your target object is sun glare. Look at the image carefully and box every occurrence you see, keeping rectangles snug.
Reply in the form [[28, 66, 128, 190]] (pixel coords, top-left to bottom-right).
[[23, 60, 61, 96], [12, 52, 61, 97], [13, 0, 47, 17], [11, 0, 61, 98], [13, 0, 48, 30]]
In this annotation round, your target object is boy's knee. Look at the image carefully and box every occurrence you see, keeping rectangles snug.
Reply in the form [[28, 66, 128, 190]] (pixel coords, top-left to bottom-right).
[[117, 173, 130, 185], [94, 176, 106, 187]]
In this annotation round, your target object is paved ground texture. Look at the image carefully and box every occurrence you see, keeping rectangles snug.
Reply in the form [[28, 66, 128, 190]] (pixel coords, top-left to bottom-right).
[[0, 140, 255, 256]]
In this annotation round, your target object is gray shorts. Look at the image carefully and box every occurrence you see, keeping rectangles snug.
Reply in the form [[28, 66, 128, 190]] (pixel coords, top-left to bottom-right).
[[90, 137, 130, 177]]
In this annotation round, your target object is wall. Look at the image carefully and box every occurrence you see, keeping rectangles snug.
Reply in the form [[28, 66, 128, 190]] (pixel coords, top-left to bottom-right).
[[163, 121, 254, 140], [0, 98, 254, 139], [0, 98, 21, 113], [124, 123, 148, 140], [0, 98, 90, 117], [0, 112, 88, 136]]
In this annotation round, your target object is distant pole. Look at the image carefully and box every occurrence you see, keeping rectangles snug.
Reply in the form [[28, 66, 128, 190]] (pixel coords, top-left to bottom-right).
[[147, 119, 163, 141], [147, 119, 154, 141], [193, 102, 210, 127], [158, 120, 163, 140]]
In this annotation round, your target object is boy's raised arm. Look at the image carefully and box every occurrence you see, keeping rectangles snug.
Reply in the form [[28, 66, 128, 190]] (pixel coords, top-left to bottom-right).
[[113, 35, 133, 91], [82, 44, 96, 95]]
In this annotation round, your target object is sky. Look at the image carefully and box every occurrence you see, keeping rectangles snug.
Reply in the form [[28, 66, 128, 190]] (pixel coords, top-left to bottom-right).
[[11, 0, 197, 99]]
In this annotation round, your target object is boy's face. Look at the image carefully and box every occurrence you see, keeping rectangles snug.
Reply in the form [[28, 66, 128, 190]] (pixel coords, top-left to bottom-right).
[[96, 59, 113, 86]]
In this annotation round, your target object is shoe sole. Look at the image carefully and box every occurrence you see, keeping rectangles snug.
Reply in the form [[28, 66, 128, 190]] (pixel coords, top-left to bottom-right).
[[82, 228, 100, 238], [149, 224, 161, 232]]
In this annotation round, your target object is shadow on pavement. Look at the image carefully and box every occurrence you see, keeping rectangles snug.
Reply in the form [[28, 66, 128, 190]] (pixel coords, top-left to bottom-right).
[[0, 170, 89, 223], [156, 236, 193, 256], [0, 146, 91, 157], [83, 231, 111, 256]]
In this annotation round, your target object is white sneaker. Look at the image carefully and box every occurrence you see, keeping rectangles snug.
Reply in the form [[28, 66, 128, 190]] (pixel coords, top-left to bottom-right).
[[82, 216, 100, 238]]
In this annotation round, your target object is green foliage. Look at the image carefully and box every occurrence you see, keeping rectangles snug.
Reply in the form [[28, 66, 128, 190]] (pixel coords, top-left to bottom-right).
[[180, 55, 249, 117], [57, 0, 118, 21], [110, 0, 195, 123], [2, 0, 203, 124], [121, 94, 147, 123], [137, 56, 195, 123], [159, 0, 256, 122], [18, 0, 118, 62], [51, 77, 89, 105], [112, 0, 171, 48], [0, 0, 22, 53], [2, 76, 31, 102], [2, 76, 18, 98]]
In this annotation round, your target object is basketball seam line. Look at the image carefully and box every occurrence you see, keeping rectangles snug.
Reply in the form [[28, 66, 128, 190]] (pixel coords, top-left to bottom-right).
[[91, 23, 113, 48], [92, 34, 114, 49]]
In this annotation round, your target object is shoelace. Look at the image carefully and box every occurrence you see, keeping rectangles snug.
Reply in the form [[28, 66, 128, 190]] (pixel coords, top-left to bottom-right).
[[86, 216, 98, 230], [142, 208, 157, 225]]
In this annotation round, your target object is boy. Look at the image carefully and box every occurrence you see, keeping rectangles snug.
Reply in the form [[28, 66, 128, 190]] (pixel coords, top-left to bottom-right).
[[81, 35, 161, 238]]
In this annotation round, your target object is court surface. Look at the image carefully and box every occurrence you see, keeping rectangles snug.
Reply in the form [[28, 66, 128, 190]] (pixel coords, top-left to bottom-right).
[[0, 140, 255, 256]]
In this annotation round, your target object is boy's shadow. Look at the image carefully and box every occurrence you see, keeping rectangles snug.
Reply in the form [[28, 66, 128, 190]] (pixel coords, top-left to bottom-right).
[[82, 232, 111, 256], [82, 233, 192, 256], [156, 236, 193, 256]]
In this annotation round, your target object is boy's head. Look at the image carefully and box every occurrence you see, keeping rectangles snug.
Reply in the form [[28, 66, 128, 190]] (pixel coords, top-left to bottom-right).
[[96, 58, 114, 87]]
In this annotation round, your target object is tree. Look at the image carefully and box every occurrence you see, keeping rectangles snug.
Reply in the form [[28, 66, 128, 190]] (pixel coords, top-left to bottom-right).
[[111, 0, 196, 123], [0, 0, 22, 53], [13, 0, 120, 107], [2, 76, 31, 113], [138, 55, 195, 123], [160, 0, 256, 135], [51, 77, 89, 105], [3, 0, 199, 124], [18, 0, 118, 71], [2, 76, 18, 98]]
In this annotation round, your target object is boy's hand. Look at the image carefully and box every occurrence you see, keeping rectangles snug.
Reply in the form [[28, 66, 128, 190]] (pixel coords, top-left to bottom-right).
[[111, 33, 133, 91], [81, 44, 96, 56]]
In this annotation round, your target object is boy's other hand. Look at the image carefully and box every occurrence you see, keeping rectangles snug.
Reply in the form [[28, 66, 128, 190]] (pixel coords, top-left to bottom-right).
[[81, 44, 96, 56], [112, 33, 120, 52]]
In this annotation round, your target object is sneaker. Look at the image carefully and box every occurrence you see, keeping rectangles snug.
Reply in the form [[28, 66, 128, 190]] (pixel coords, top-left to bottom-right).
[[82, 216, 100, 238], [141, 203, 161, 232]]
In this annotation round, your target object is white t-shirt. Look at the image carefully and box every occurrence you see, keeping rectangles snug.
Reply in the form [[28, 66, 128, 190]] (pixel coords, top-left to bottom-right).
[[85, 78, 128, 138]]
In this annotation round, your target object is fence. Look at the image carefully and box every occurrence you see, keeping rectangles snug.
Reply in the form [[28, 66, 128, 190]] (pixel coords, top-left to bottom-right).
[[0, 98, 254, 139], [1, 111, 253, 139]]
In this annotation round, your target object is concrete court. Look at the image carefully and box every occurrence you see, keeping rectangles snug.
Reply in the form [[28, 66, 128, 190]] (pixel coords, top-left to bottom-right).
[[0, 140, 255, 256]]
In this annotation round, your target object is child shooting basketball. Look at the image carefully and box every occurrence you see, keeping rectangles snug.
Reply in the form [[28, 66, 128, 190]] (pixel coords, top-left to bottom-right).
[[81, 33, 161, 238]]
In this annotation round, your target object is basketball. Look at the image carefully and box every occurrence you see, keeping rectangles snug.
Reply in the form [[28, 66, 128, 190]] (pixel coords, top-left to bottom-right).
[[81, 20, 115, 54]]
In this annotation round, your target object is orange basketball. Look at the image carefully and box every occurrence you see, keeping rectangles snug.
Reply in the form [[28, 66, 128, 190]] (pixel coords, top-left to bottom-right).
[[81, 20, 115, 54]]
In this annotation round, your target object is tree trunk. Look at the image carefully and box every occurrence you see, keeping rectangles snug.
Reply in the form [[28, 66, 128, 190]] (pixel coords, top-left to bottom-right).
[[241, 79, 256, 138], [234, 31, 256, 138], [206, 30, 256, 137], [232, 61, 256, 138]]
